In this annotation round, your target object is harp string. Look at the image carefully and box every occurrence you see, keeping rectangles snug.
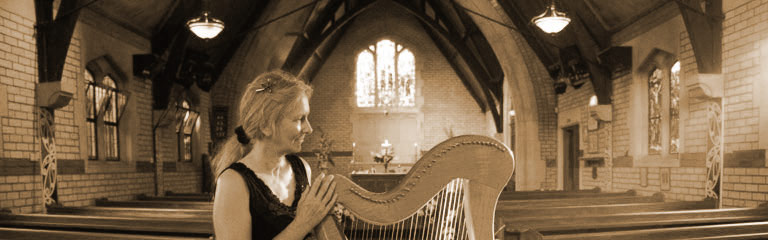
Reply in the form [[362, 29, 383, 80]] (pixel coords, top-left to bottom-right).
[[333, 178, 467, 239]]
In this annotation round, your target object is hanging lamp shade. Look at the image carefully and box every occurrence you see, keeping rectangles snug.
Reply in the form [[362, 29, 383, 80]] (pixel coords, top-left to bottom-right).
[[187, 11, 225, 39], [532, 1, 571, 34]]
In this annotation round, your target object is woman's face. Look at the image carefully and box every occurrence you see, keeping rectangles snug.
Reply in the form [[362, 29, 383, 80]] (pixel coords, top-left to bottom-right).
[[272, 94, 312, 154]]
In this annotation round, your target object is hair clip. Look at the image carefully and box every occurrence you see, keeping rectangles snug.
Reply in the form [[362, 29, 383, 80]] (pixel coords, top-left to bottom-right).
[[254, 78, 274, 93]]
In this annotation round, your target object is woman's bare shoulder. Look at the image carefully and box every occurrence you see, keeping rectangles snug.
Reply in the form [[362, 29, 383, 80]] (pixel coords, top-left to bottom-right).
[[215, 169, 248, 201]]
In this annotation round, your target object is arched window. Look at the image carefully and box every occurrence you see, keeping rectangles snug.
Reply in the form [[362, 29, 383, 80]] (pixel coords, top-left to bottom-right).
[[84, 70, 97, 160], [84, 55, 129, 161], [356, 39, 416, 108], [177, 100, 198, 162], [648, 67, 663, 153], [102, 76, 120, 161], [669, 61, 680, 153]]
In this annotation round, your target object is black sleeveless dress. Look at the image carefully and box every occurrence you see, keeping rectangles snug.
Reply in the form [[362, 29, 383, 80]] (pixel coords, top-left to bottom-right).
[[227, 155, 310, 239]]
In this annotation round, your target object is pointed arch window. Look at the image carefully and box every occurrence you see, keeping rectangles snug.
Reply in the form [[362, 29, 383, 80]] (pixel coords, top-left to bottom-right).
[[648, 67, 663, 153], [84, 56, 130, 161], [669, 61, 680, 153], [102, 76, 120, 161], [356, 39, 416, 108], [84, 70, 97, 160], [177, 100, 198, 162]]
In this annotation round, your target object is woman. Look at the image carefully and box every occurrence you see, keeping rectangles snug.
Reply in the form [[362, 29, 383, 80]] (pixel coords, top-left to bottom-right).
[[212, 70, 337, 239]]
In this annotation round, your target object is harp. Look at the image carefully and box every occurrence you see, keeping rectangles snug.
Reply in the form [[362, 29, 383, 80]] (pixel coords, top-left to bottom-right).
[[314, 135, 515, 240]]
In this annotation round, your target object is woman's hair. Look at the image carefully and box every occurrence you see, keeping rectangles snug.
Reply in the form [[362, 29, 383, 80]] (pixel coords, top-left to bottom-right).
[[212, 70, 313, 180]]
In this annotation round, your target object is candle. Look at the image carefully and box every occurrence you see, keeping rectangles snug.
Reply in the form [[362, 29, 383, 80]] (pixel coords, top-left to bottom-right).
[[414, 142, 419, 160], [351, 142, 356, 162], [382, 139, 391, 148]]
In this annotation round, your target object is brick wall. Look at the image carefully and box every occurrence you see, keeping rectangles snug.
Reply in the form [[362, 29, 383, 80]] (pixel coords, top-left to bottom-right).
[[0, 5, 42, 161], [723, 168, 768, 207], [718, 0, 768, 207], [0, 3, 208, 213], [57, 172, 154, 207]]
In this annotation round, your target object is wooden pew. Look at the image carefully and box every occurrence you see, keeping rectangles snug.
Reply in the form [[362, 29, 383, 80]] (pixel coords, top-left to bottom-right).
[[138, 194, 212, 202], [496, 199, 715, 217], [0, 227, 209, 240], [544, 221, 768, 240], [95, 198, 212, 210], [499, 189, 635, 201], [504, 207, 768, 240], [497, 193, 663, 210], [0, 213, 213, 237], [166, 191, 211, 196], [47, 206, 212, 219]]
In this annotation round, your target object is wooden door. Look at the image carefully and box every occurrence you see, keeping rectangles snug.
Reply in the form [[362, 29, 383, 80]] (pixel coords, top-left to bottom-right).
[[563, 125, 580, 191]]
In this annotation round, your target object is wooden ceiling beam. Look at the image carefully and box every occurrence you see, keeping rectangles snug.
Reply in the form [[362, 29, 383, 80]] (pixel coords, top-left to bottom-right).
[[566, 20, 613, 104], [451, 1, 504, 91], [282, 0, 346, 74], [209, 1, 270, 89], [422, 25, 487, 113], [297, 24, 350, 81], [150, 0, 198, 55], [495, 0, 559, 77], [396, 1, 503, 132], [676, 0, 722, 74], [35, 0, 82, 84], [559, 0, 611, 49]]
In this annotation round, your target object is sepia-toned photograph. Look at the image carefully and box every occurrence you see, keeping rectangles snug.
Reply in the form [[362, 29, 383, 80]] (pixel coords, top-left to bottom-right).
[[0, 0, 767, 239]]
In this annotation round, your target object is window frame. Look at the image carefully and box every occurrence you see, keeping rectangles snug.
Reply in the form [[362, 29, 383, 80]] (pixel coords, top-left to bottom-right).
[[102, 75, 120, 161], [84, 70, 98, 160], [645, 60, 681, 156], [355, 39, 417, 110], [176, 100, 196, 162]]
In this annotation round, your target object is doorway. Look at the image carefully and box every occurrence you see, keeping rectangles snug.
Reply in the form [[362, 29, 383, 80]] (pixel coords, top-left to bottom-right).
[[563, 125, 580, 191]]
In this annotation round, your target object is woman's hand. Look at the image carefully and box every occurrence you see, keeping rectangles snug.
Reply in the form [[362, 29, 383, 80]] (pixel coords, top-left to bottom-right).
[[293, 173, 338, 233]]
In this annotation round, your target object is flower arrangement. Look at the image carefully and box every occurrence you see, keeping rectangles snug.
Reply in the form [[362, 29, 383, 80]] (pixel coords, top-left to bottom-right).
[[314, 128, 334, 173], [372, 143, 395, 172]]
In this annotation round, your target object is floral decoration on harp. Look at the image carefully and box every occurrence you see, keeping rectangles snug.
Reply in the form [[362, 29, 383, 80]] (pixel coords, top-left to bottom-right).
[[313, 128, 334, 173]]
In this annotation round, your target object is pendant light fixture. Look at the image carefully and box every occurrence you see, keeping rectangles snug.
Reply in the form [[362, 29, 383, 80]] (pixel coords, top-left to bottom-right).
[[532, 0, 571, 34], [187, 2, 225, 40]]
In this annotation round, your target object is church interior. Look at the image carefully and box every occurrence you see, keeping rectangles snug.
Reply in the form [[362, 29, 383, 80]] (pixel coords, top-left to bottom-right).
[[1, 0, 768, 239]]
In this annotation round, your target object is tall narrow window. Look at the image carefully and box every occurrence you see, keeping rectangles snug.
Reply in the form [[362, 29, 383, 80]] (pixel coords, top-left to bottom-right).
[[648, 68, 663, 153], [177, 100, 198, 162], [356, 39, 416, 108], [102, 76, 120, 161], [84, 70, 97, 160], [669, 61, 680, 153]]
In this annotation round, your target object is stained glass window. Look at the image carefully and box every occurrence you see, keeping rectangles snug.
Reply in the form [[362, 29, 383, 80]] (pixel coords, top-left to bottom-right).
[[356, 39, 416, 108], [84, 70, 97, 160], [648, 68, 663, 153], [669, 61, 680, 153], [177, 100, 197, 162], [102, 76, 120, 161]]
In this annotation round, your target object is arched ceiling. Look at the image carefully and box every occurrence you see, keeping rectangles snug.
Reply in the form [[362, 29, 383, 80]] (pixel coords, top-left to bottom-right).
[[80, 0, 696, 131]]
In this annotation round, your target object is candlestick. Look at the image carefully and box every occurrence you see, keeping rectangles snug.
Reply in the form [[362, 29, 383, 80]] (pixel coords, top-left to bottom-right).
[[414, 142, 419, 161]]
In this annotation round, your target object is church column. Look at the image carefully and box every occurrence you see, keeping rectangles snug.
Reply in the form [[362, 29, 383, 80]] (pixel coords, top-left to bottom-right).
[[34, 0, 80, 208]]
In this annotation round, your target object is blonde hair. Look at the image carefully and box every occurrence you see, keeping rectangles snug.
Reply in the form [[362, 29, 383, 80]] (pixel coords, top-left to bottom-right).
[[212, 70, 313, 180]]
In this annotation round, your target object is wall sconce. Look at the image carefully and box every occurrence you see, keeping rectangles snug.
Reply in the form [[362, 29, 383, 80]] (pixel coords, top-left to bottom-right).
[[587, 95, 611, 130]]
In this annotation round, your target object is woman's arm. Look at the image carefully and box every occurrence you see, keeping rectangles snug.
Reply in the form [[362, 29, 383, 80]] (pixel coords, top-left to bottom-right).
[[213, 170, 252, 239]]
